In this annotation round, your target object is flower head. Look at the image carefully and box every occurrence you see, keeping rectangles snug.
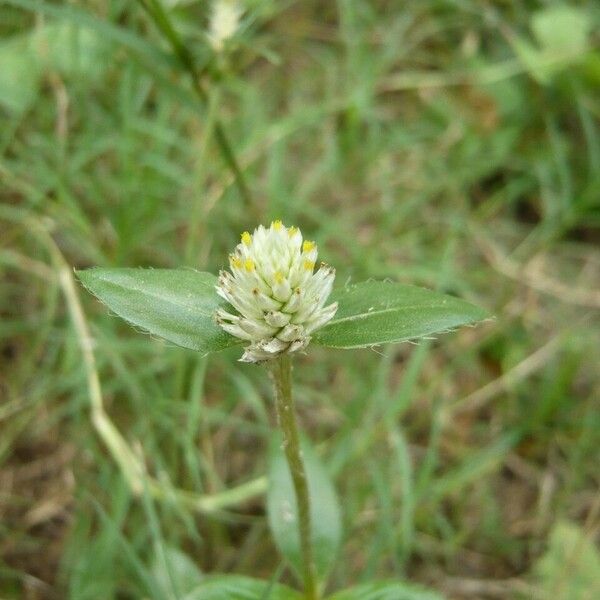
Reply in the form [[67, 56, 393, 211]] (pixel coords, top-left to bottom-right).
[[208, 0, 244, 52], [216, 221, 337, 362]]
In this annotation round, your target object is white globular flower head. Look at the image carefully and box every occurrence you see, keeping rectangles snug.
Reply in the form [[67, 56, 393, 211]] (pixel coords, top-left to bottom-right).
[[215, 221, 338, 363], [208, 0, 244, 53]]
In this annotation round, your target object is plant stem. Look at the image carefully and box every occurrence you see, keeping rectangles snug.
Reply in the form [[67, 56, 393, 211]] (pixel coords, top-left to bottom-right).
[[136, 0, 252, 206], [271, 355, 319, 600]]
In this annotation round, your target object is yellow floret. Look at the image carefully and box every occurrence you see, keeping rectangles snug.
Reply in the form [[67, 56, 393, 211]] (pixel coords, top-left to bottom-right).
[[244, 258, 255, 272], [272, 219, 283, 231], [241, 231, 252, 245], [274, 271, 284, 283], [302, 240, 316, 253], [288, 226, 297, 237], [303, 260, 315, 271], [230, 255, 242, 269]]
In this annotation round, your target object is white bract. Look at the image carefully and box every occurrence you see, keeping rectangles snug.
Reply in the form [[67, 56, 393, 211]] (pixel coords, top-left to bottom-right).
[[216, 221, 338, 362]]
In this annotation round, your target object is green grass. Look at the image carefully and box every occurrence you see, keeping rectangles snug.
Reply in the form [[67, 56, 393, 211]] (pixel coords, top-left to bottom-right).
[[1, 0, 599, 598]]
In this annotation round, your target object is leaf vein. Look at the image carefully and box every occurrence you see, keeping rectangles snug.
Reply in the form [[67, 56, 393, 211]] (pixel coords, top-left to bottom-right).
[[99, 277, 218, 320], [329, 303, 458, 325]]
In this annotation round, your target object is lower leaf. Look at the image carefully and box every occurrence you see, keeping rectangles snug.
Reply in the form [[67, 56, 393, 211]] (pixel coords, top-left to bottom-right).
[[183, 575, 302, 600], [328, 581, 445, 600], [267, 434, 342, 584]]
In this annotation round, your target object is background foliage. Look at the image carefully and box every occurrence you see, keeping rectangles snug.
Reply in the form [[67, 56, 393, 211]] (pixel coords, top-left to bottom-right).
[[1, 1, 599, 598]]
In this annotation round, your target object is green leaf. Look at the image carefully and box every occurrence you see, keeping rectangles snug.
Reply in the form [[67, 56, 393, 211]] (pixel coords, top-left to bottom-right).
[[530, 521, 600, 600], [151, 544, 203, 597], [0, 22, 110, 114], [35, 22, 109, 78], [531, 6, 591, 55], [77, 268, 240, 355], [183, 575, 302, 600], [328, 581, 445, 600], [0, 33, 41, 113], [1, 0, 174, 71], [510, 6, 592, 85], [267, 434, 341, 584], [312, 281, 488, 349]]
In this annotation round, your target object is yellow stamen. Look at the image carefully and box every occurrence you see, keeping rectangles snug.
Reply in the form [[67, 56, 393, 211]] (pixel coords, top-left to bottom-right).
[[288, 226, 297, 237], [274, 271, 284, 284], [241, 231, 252, 245], [230, 255, 242, 269], [302, 240, 316, 253], [303, 260, 315, 271], [272, 219, 283, 231], [244, 258, 255, 272]]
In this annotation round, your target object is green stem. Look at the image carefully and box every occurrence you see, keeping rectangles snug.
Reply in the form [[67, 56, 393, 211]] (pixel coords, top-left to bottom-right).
[[271, 355, 319, 600], [137, 0, 252, 206]]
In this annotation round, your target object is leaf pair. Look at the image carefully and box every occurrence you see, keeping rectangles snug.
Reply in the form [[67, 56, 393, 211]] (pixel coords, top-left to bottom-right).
[[183, 575, 302, 600], [78, 266, 485, 600], [182, 576, 443, 600], [77, 268, 488, 355]]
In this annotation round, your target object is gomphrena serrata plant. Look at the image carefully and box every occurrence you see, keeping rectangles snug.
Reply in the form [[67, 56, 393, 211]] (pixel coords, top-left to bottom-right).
[[79, 220, 488, 599]]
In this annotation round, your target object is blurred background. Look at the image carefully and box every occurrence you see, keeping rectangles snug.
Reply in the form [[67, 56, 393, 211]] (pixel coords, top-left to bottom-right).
[[1, 1, 599, 598]]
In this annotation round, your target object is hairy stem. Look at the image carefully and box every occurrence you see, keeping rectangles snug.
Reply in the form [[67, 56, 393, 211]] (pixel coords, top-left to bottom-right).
[[271, 355, 319, 600]]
